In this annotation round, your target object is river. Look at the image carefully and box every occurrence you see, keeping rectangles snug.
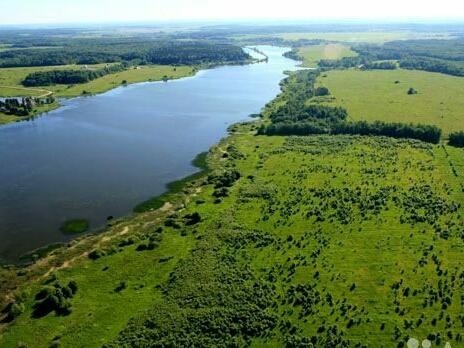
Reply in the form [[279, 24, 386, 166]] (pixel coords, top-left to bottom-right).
[[0, 46, 297, 262]]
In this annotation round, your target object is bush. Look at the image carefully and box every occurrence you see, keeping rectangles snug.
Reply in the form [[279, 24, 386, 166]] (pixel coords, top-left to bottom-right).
[[448, 131, 464, 147], [32, 281, 77, 318]]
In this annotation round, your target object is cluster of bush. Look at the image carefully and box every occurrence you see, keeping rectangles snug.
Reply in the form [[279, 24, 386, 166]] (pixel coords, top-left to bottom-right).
[[22, 64, 127, 86], [448, 131, 464, 147], [0, 97, 34, 116], [260, 119, 441, 144], [32, 280, 78, 318]]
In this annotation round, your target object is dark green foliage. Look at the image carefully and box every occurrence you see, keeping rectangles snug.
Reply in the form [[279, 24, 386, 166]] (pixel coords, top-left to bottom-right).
[[314, 86, 330, 96], [208, 169, 241, 189], [1, 302, 25, 323], [353, 39, 464, 77], [23, 64, 126, 86], [88, 249, 105, 260], [400, 57, 464, 77], [362, 61, 397, 70], [0, 97, 36, 117], [0, 40, 250, 68], [448, 131, 464, 147], [184, 212, 202, 225], [32, 281, 77, 318], [331, 121, 441, 144]]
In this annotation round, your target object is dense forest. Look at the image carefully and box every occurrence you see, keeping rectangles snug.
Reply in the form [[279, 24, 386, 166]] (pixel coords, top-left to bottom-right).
[[314, 39, 464, 76], [0, 40, 250, 68], [353, 39, 464, 76], [22, 64, 127, 86], [258, 69, 442, 143]]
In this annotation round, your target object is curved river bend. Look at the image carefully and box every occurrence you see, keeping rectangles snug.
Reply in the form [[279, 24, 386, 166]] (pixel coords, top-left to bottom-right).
[[0, 46, 297, 262]]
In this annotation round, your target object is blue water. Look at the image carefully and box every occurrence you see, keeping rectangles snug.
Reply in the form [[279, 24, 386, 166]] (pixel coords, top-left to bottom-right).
[[0, 46, 297, 262]]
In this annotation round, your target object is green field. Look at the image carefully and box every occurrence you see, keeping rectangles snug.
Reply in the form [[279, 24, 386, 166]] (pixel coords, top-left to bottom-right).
[[0, 64, 194, 98], [2, 126, 464, 346], [297, 43, 357, 67], [316, 69, 464, 135]]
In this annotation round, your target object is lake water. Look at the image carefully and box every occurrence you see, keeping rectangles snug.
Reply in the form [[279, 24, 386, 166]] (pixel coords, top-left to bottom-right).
[[0, 46, 297, 262]]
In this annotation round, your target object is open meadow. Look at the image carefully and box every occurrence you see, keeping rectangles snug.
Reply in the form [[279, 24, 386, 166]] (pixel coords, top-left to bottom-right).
[[315, 69, 464, 136], [2, 128, 464, 347], [296, 43, 357, 67]]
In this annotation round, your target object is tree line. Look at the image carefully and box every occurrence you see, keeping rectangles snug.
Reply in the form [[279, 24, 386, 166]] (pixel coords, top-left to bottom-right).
[[258, 69, 442, 144], [0, 41, 250, 68], [22, 64, 127, 87]]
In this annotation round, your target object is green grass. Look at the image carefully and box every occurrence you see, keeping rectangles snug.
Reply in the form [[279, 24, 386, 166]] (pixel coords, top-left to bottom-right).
[[60, 220, 90, 234], [297, 43, 357, 67], [0, 64, 194, 98], [0, 64, 110, 97], [316, 68, 464, 135], [2, 129, 464, 347], [47, 65, 194, 97]]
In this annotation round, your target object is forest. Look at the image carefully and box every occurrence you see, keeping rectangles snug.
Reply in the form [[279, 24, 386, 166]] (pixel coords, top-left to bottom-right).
[[0, 40, 250, 68], [22, 64, 127, 86]]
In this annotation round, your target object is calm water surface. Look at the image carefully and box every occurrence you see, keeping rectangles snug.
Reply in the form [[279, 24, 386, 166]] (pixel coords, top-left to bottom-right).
[[0, 46, 297, 262]]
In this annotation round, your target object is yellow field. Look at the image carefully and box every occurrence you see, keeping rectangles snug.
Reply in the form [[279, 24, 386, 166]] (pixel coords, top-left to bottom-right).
[[316, 68, 464, 135], [297, 43, 357, 67]]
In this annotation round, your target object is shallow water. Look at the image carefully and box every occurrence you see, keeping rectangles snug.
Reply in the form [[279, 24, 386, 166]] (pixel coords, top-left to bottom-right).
[[0, 46, 297, 262]]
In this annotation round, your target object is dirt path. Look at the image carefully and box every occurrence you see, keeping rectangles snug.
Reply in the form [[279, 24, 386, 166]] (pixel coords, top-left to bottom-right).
[[0, 85, 53, 98], [42, 226, 130, 278]]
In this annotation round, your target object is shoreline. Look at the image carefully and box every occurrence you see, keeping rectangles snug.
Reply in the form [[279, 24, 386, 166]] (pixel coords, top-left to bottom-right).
[[0, 52, 273, 265], [0, 56, 260, 128]]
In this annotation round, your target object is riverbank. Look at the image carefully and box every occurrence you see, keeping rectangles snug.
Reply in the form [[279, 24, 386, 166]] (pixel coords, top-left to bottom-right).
[[0, 65, 196, 126]]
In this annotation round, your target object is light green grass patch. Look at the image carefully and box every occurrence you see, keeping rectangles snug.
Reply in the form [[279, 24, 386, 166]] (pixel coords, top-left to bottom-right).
[[316, 68, 464, 135], [297, 43, 357, 67]]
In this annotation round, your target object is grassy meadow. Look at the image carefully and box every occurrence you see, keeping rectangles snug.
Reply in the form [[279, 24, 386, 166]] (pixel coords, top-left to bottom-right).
[[315, 69, 464, 136], [296, 43, 357, 67], [2, 126, 464, 347], [0, 64, 194, 98]]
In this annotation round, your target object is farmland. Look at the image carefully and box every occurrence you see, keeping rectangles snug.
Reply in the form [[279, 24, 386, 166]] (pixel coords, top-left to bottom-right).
[[295, 43, 357, 67], [315, 69, 464, 136]]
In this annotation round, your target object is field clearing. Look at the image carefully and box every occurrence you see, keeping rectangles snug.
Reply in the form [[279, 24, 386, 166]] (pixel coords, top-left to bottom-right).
[[297, 43, 357, 67], [47, 65, 194, 97], [0, 64, 194, 98], [2, 128, 464, 347], [316, 69, 464, 135], [0, 64, 110, 97]]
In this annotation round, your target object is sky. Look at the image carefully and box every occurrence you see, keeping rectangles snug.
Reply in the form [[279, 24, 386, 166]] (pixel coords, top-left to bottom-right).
[[0, 0, 463, 25]]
